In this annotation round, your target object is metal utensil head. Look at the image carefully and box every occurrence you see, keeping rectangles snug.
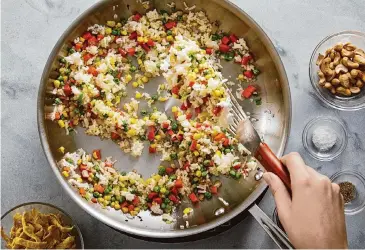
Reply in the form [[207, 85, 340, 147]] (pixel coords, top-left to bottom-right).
[[236, 118, 261, 153]]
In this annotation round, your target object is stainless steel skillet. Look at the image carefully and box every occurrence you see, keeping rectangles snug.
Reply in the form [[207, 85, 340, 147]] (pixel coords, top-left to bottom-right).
[[37, 0, 292, 246]]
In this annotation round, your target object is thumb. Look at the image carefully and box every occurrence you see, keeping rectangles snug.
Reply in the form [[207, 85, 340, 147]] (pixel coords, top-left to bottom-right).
[[263, 172, 292, 223]]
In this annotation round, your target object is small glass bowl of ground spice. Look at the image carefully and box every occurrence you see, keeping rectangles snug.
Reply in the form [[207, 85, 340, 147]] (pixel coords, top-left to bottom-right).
[[302, 117, 347, 161], [331, 170, 365, 215]]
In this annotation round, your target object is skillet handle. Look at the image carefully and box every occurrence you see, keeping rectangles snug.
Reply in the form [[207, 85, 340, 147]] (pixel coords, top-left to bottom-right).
[[248, 204, 294, 249], [255, 142, 291, 190]]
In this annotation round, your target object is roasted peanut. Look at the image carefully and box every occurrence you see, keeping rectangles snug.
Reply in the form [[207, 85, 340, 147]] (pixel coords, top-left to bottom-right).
[[344, 42, 356, 51], [342, 57, 359, 69], [335, 64, 348, 74], [341, 48, 354, 58], [336, 86, 351, 96], [331, 78, 341, 86], [354, 55, 365, 65], [339, 73, 350, 88], [334, 43, 343, 52], [350, 86, 361, 94]]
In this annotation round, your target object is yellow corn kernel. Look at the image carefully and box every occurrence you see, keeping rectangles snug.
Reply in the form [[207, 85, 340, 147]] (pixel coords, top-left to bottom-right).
[[166, 35, 174, 42], [62, 171, 69, 178], [137, 79, 143, 85], [141, 76, 149, 83], [195, 170, 202, 177], [54, 80, 61, 88], [106, 101, 113, 107], [63, 76, 68, 81], [61, 111, 68, 118], [114, 203, 121, 210], [158, 96, 168, 102], [205, 74, 212, 80], [129, 179, 135, 185], [122, 187, 128, 192], [193, 68, 199, 73], [127, 129, 137, 137], [98, 197, 104, 203], [196, 144, 201, 149], [143, 37, 148, 43], [79, 37, 85, 42], [130, 211, 138, 216], [143, 116, 148, 121], [193, 151, 199, 156], [134, 207, 140, 212], [77, 177, 82, 183], [153, 174, 161, 181], [58, 120, 65, 128], [238, 74, 244, 81], [137, 59, 143, 65], [115, 96, 121, 105], [122, 207, 129, 213], [135, 92, 142, 99], [216, 150, 222, 157], [125, 74, 132, 83], [171, 106, 178, 113], [105, 27, 112, 35], [155, 135, 161, 140], [77, 159, 82, 165], [121, 30, 127, 36], [213, 90, 221, 97], [104, 195, 111, 201], [107, 21, 116, 27], [137, 36, 144, 43], [183, 207, 192, 215], [187, 72, 196, 80], [130, 118, 137, 124], [58, 146, 65, 154], [193, 133, 202, 140], [116, 22, 122, 27]]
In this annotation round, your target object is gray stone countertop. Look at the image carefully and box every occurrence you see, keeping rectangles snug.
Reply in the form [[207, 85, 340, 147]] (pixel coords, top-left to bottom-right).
[[1, 0, 365, 248]]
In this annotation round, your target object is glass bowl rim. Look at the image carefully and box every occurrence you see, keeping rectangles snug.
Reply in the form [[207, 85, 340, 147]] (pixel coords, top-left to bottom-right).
[[1, 201, 84, 249], [309, 30, 365, 111]]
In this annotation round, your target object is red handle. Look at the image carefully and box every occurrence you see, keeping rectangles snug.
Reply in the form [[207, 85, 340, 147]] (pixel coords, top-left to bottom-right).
[[254, 142, 291, 190]]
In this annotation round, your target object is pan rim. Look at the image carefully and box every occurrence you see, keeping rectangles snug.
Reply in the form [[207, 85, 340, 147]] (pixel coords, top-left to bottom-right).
[[37, 0, 291, 238]]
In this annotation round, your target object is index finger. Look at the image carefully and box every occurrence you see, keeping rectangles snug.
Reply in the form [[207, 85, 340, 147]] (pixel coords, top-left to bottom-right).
[[281, 152, 310, 182]]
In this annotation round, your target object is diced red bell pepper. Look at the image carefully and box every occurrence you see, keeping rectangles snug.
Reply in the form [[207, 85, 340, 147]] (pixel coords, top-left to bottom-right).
[[241, 85, 256, 99], [213, 106, 222, 116], [132, 196, 140, 206], [128, 204, 135, 212], [74, 43, 83, 51], [183, 162, 190, 170], [175, 179, 183, 189], [148, 192, 158, 200], [87, 66, 98, 76], [87, 36, 98, 46], [121, 201, 129, 208], [168, 194, 178, 204], [63, 84, 72, 96], [129, 31, 138, 40], [127, 47, 135, 56], [189, 81, 195, 87], [118, 48, 127, 57], [147, 202, 152, 208], [83, 53, 93, 62], [221, 36, 230, 45], [93, 149, 101, 160], [97, 34, 104, 41], [229, 34, 238, 43], [214, 133, 226, 142], [189, 193, 199, 203], [94, 184, 104, 194], [162, 122, 169, 129], [195, 107, 201, 114], [141, 43, 150, 52], [166, 167, 174, 174], [233, 163, 241, 170], [82, 32, 93, 40], [147, 39, 155, 47], [243, 70, 254, 79], [206, 48, 213, 55], [223, 138, 230, 147], [147, 126, 156, 141], [54, 112, 61, 120], [190, 140, 197, 151], [201, 81, 208, 85], [111, 132, 120, 140], [79, 164, 88, 171], [91, 198, 97, 203], [202, 96, 209, 103], [170, 187, 178, 195], [153, 197, 162, 204], [171, 86, 180, 95], [219, 44, 230, 53], [186, 112, 192, 120], [165, 21, 176, 30], [210, 186, 218, 194], [177, 134, 183, 141], [241, 55, 252, 66], [133, 13, 142, 21], [180, 103, 187, 110], [167, 129, 174, 136], [186, 100, 192, 108], [149, 145, 156, 154]]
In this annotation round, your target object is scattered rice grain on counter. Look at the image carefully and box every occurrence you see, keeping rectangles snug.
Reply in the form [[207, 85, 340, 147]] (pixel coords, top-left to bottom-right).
[[52, 7, 260, 221]]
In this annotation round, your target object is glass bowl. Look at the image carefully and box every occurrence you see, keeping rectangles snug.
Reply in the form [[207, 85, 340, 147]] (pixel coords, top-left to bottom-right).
[[302, 116, 347, 161], [330, 170, 365, 215], [309, 31, 365, 111], [1, 202, 84, 249]]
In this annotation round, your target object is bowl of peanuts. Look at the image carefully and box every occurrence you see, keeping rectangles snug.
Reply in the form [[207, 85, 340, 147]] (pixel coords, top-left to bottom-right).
[[309, 31, 365, 111]]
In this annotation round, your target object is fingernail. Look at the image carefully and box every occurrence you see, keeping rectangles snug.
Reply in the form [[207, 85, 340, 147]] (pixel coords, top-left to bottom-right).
[[263, 172, 272, 186]]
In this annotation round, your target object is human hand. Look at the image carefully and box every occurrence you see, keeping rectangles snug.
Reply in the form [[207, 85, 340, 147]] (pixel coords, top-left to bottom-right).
[[263, 152, 348, 249]]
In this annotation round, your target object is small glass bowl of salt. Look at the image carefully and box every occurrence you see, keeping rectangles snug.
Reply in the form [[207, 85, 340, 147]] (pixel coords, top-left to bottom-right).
[[302, 117, 348, 161]]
